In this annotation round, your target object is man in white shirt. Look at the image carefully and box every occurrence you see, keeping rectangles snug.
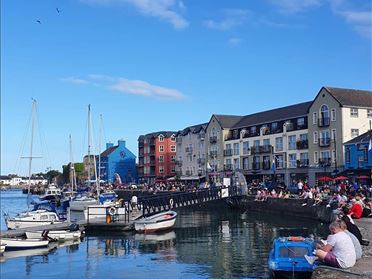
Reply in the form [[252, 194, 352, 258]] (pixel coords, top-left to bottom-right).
[[305, 220, 356, 268]]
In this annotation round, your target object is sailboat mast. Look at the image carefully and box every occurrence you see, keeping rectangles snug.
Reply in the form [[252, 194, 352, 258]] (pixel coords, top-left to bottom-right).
[[87, 104, 91, 185], [69, 134, 76, 193], [98, 114, 102, 188], [28, 99, 37, 194]]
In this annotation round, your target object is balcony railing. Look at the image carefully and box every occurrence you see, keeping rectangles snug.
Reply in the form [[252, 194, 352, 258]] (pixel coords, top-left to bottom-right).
[[319, 158, 331, 167], [262, 161, 271, 170], [297, 159, 309, 168], [250, 145, 273, 154], [252, 162, 261, 170], [318, 117, 330, 127], [319, 137, 331, 147], [209, 136, 217, 143], [224, 149, 232, 156], [209, 151, 218, 158], [296, 139, 309, 149], [175, 160, 182, 166], [185, 147, 193, 153]]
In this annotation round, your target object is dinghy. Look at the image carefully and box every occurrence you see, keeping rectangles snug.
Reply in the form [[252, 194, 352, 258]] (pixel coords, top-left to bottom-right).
[[1, 238, 49, 250], [26, 229, 81, 242], [134, 211, 177, 233]]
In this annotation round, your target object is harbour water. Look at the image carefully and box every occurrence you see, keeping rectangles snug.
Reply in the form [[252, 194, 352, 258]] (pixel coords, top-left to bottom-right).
[[0, 190, 328, 278]]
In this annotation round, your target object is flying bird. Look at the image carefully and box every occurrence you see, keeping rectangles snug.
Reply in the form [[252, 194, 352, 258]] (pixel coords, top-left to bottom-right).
[[36, 20, 41, 24], [56, 8, 61, 13]]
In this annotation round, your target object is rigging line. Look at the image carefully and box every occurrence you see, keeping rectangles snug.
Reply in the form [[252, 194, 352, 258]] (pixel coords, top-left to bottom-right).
[[81, 112, 88, 161], [100, 114, 108, 147], [36, 104, 52, 172], [13, 104, 33, 175]]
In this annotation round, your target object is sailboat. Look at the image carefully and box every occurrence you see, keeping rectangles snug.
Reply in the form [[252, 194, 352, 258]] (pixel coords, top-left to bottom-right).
[[69, 105, 99, 211], [4, 99, 62, 230]]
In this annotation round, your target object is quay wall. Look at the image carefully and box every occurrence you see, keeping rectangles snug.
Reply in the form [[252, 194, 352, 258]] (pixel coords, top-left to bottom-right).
[[227, 195, 335, 223]]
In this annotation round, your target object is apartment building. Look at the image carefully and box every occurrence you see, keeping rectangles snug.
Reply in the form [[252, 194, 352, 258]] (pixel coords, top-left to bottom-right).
[[205, 115, 242, 182], [223, 102, 311, 186], [138, 131, 177, 184], [308, 87, 372, 185], [175, 123, 208, 181]]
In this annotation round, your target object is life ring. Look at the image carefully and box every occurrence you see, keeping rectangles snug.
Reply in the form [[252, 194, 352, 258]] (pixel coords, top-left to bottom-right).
[[108, 206, 117, 216], [169, 198, 174, 208]]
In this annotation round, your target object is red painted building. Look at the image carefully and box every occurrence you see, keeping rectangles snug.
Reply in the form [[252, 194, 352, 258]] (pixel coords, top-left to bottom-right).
[[138, 131, 177, 184]]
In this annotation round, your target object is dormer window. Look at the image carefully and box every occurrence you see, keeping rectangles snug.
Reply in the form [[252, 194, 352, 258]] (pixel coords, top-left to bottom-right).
[[170, 135, 176, 142], [159, 135, 164, 142]]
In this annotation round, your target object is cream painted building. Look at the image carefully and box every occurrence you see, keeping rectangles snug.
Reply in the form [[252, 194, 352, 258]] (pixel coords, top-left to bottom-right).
[[307, 87, 372, 185], [175, 123, 207, 181]]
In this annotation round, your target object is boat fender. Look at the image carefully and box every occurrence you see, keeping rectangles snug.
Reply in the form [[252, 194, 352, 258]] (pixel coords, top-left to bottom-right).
[[109, 206, 117, 216], [169, 198, 174, 208]]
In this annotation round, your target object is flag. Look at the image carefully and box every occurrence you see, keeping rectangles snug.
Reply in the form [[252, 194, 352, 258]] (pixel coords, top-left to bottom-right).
[[271, 158, 276, 173]]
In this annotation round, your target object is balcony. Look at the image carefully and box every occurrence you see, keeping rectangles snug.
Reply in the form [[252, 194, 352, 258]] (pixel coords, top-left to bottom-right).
[[297, 159, 309, 168], [224, 149, 232, 156], [319, 158, 331, 167], [150, 139, 156, 146], [139, 142, 144, 148], [224, 164, 233, 171], [318, 117, 330, 127], [198, 158, 206, 164], [262, 161, 271, 170], [319, 137, 331, 147], [296, 139, 309, 150], [209, 136, 217, 143], [250, 145, 273, 154], [185, 147, 193, 153], [209, 150, 218, 158], [252, 162, 261, 170]]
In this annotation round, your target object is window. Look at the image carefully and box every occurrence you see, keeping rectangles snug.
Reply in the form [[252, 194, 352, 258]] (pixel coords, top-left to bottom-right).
[[275, 137, 283, 151], [159, 145, 164, 152], [313, 112, 317, 125], [331, 109, 336, 121], [171, 167, 175, 173], [170, 135, 176, 142], [254, 140, 260, 147], [288, 135, 296, 150], [263, 138, 270, 146], [314, 152, 318, 164], [276, 155, 284, 169], [289, 154, 297, 168], [159, 155, 164, 162], [313, 131, 318, 144], [159, 135, 164, 142], [250, 126, 257, 134], [171, 155, 176, 162], [351, 129, 359, 138], [350, 108, 358, 117], [368, 109, 372, 118], [243, 142, 249, 154], [300, 134, 308, 141], [234, 158, 240, 170], [297, 118, 305, 128], [233, 143, 239, 155], [243, 157, 249, 170], [271, 122, 278, 131], [159, 166, 164, 174], [171, 145, 176, 152], [320, 105, 330, 119], [226, 143, 231, 150]]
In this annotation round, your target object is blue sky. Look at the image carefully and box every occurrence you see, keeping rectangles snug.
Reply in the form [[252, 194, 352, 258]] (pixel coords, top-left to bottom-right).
[[1, 0, 371, 175]]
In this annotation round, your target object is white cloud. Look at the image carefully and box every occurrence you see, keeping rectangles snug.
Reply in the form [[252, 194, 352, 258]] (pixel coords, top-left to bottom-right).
[[227, 38, 242, 47], [81, 0, 188, 29], [204, 9, 250, 31], [61, 77, 89, 84], [110, 78, 185, 99], [268, 0, 322, 13]]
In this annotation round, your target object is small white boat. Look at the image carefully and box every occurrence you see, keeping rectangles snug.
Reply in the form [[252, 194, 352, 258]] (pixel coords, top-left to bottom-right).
[[1, 238, 49, 250], [0, 244, 6, 254], [25, 230, 81, 242], [4, 210, 61, 230], [70, 196, 98, 211], [134, 211, 177, 233]]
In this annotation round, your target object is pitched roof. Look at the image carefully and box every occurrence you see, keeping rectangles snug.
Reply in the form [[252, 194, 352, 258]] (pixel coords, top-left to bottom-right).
[[345, 130, 372, 145], [138, 131, 177, 140], [178, 123, 208, 136], [100, 146, 118, 157], [232, 101, 312, 129], [214, 115, 243, 128], [324, 87, 372, 107]]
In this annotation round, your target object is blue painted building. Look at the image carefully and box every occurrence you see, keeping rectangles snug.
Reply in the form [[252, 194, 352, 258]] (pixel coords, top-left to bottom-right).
[[97, 139, 137, 183], [344, 130, 372, 176]]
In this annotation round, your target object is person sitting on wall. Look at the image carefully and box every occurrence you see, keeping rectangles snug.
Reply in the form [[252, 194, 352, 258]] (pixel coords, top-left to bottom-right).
[[340, 207, 363, 245], [350, 198, 363, 219], [305, 220, 356, 269]]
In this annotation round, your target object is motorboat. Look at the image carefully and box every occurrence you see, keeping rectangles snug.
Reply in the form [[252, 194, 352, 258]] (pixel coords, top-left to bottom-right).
[[1, 238, 49, 250], [39, 184, 62, 202], [268, 230, 316, 279], [134, 211, 177, 233], [69, 195, 98, 211], [4, 209, 61, 230], [26, 229, 81, 242]]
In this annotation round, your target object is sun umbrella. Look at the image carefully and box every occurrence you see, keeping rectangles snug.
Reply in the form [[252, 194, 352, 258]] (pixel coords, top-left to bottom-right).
[[334, 176, 348, 181], [357, 175, 370, 179], [318, 176, 333, 181]]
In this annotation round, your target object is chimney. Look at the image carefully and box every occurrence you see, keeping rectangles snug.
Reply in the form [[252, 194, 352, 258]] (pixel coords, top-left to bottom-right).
[[118, 139, 126, 147], [106, 142, 114, 149]]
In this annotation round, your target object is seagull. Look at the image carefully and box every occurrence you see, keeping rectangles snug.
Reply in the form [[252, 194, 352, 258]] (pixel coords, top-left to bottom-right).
[[56, 8, 61, 13], [36, 20, 41, 24]]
